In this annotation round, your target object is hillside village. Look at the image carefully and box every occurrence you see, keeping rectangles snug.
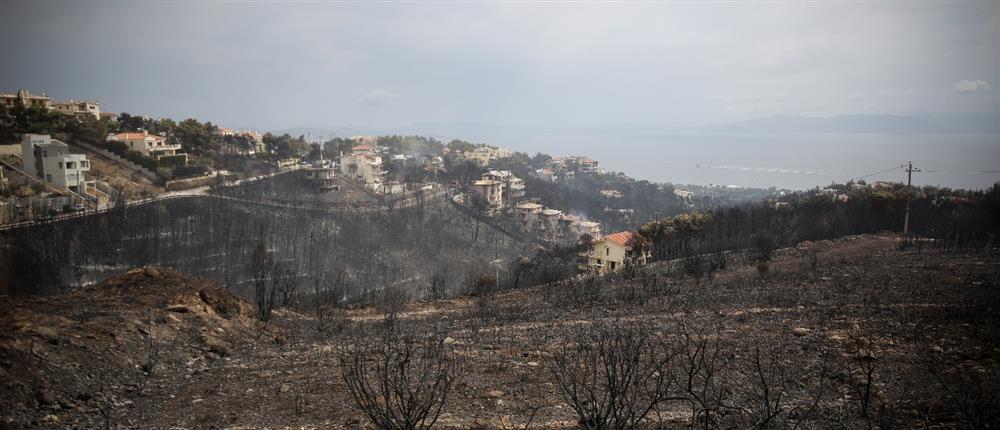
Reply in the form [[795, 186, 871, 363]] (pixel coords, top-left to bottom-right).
[[2, 87, 998, 430], [1, 88, 725, 275], [4, 1, 1000, 428]]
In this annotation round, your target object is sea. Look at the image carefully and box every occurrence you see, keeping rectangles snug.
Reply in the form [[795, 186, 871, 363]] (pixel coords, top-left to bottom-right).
[[492, 131, 1000, 191]]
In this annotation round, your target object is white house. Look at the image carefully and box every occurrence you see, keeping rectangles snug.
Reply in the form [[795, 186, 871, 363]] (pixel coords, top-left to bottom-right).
[[52, 99, 101, 119], [339, 144, 384, 184], [109, 131, 182, 159], [20, 134, 91, 192]]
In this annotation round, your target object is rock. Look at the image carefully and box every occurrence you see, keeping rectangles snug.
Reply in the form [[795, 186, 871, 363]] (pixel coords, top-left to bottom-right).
[[144, 267, 161, 278], [36, 388, 57, 406], [165, 304, 190, 313], [485, 390, 504, 398], [526, 361, 540, 367], [792, 327, 811, 336], [198, 288, 240, 318], [931, 345, 943, 353], [41, 415, 59, 424], [33, 327, 59, 344], [443, 337, 456, 346], [280, 383, 291, 393], [857, 349, 878, 360]]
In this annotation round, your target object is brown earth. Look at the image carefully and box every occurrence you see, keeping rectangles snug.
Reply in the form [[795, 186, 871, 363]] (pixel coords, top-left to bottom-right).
[[1, 234, 998, 429], [68, 145, 163, 199]]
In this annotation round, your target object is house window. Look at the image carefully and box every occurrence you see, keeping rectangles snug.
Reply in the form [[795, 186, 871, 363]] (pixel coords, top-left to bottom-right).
[[66, 161, 75, 169], [610, 261, 617, 271], [45, 174, 52, 183], [58, 162, 63, 169], [606, 247, 609, 256], [42, 150, 47, 157]]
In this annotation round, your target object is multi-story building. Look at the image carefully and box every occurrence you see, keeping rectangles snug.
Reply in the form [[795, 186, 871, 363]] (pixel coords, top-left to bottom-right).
[[483, 170, 525, 198], [457, 145, 510, 166], [1, 90, 52, 110], [52, 99, 101, 119], [587, 231, 648, 275], [109, 131, 182, 159], [243, 130, 266, 154], [301, 159, 338, 192], [20, 134, 91, 192], [339, 144, 383, 184], [470, 179, 504, 207]]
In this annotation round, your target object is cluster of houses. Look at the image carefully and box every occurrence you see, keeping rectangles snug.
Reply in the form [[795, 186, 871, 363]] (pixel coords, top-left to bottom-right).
[[294, 137, 387, 193], [514, 199, 647, 275], [535, 155, 600, 182], [514, 201, 602, 242], [216, 127, 267, 155], [447, 145, 511, 166], [1, 89, 102, 125]]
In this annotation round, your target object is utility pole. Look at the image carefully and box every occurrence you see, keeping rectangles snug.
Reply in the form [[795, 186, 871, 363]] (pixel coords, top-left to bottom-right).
[[903, 161, 921, 236]]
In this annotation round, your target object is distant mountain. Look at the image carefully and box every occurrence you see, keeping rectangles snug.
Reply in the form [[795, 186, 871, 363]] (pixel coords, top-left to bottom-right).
[[705, 113, 1000, 134]]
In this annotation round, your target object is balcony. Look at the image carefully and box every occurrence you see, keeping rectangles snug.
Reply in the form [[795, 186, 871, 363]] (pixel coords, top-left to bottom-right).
[[150, 144, 182, 153]]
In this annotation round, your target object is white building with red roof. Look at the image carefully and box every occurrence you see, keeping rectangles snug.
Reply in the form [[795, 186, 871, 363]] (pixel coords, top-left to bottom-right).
[[587, 231, 648, 274], [108, 131, 181, 159]]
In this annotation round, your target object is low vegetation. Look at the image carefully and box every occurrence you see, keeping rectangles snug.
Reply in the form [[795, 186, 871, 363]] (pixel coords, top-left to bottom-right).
[[1, 234, 997, 428]]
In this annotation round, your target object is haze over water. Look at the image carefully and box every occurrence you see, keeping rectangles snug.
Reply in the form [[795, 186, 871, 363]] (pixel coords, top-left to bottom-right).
[[494, 131, 1000, 190]]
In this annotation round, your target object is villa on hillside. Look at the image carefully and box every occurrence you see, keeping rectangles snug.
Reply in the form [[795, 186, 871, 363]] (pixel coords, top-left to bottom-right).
[[1, 89, 52, 110], [455, 145, 510, 167], [470, 179, 504, 207], [339, 144, 383, 184], [52, 99, 101, 119], [2, 90, 101, 121], [108, 131, 184, 160], [20, 134, 92, 193], [586, 231, 648, 275], [301, 159, 338, 192]]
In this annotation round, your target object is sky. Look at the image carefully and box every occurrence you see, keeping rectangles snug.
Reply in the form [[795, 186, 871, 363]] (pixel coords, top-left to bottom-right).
[[1, 1, 998, 132]]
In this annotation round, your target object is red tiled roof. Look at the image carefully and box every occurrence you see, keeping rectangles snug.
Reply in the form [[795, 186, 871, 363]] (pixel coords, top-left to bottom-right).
[[114, 132, 165, 141], [602, 231, 636, 247], [352, 144, 371, 151]]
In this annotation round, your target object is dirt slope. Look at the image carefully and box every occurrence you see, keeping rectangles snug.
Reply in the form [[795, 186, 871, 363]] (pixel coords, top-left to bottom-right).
[[1, 235, 998, 429], [0, 267, 273, 428]]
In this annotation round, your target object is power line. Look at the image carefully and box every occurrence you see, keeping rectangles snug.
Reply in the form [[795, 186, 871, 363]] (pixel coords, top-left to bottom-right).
[[845, 165, 905, 183]]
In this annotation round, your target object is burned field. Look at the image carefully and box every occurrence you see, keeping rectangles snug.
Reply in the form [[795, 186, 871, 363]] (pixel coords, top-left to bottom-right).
[[2, 234, 997, 428]]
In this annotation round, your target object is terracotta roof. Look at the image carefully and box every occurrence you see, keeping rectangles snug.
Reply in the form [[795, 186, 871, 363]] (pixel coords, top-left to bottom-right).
[[602, 231, 637, 247], [352, 144, 371, 151], [113, 132, 165, 141]]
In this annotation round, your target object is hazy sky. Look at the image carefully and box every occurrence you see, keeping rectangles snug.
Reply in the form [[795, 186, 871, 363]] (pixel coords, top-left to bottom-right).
[[2, 1, 997, 131]]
